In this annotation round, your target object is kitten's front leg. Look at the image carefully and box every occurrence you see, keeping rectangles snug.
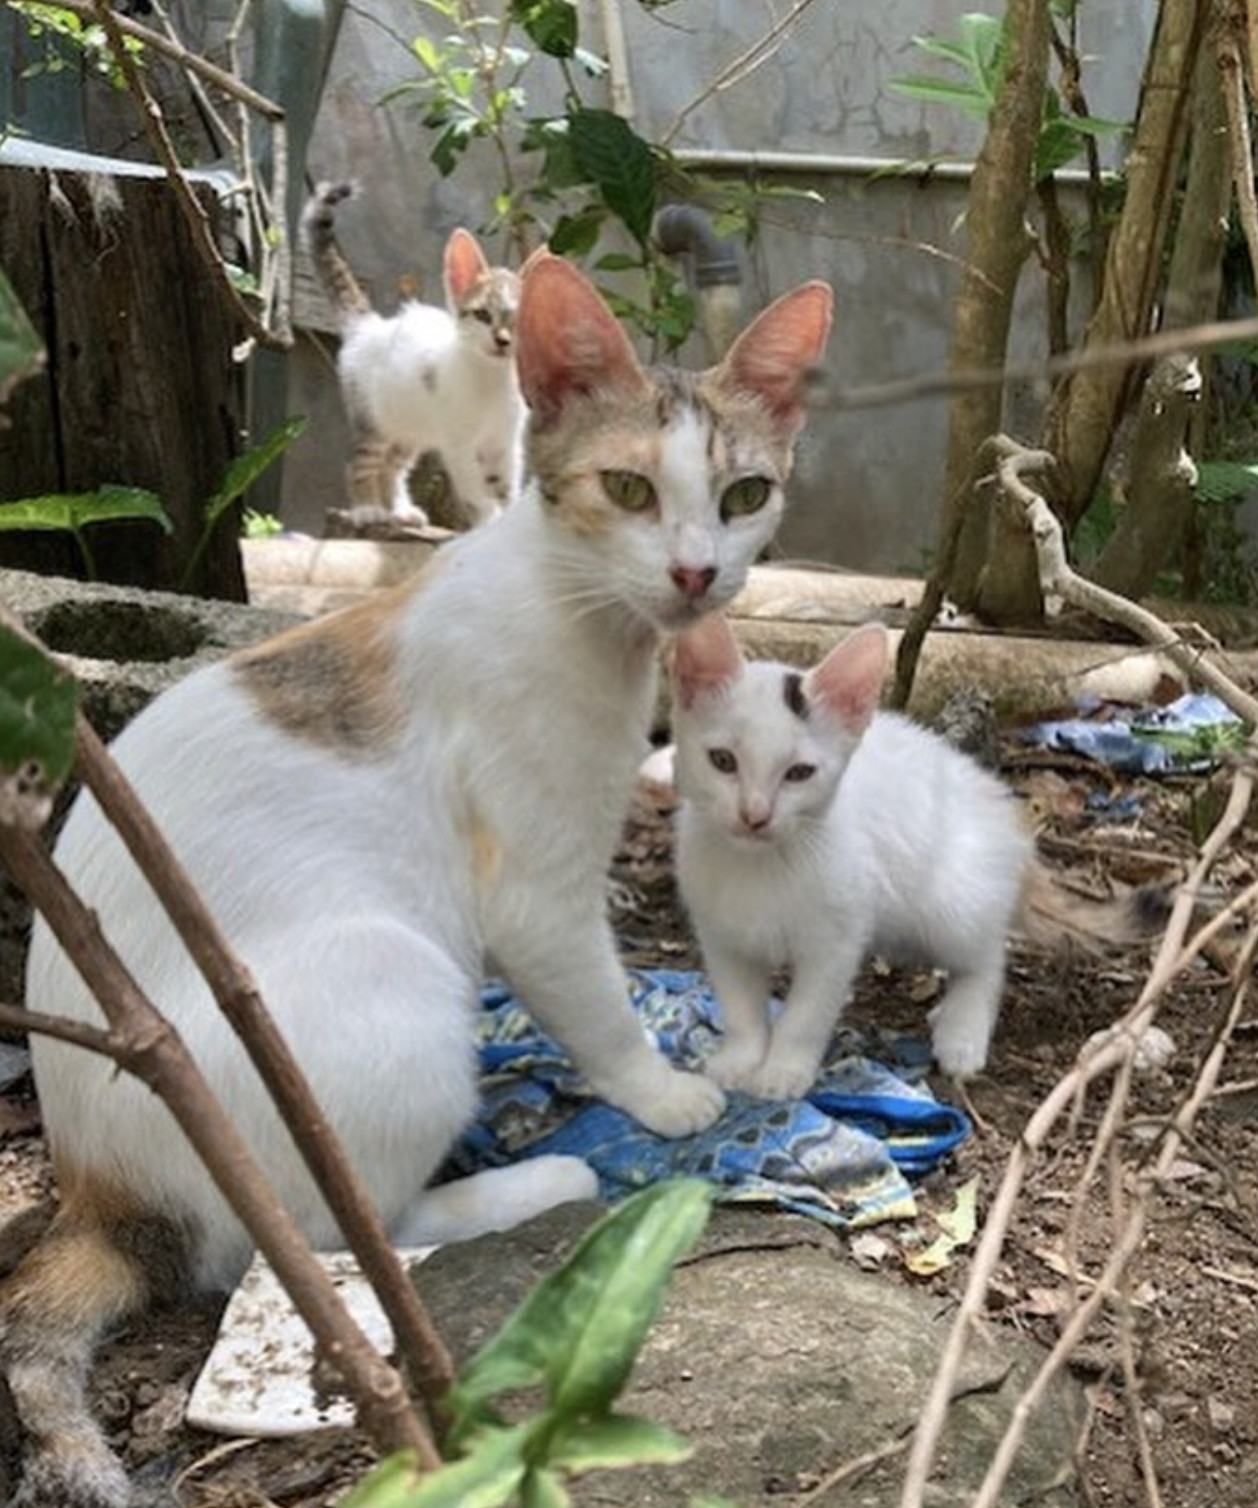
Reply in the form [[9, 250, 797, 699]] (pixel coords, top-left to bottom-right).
[[702, 949, 773, 1092], [744, 938, 865, 1102], [492, 902, 726, 1138]]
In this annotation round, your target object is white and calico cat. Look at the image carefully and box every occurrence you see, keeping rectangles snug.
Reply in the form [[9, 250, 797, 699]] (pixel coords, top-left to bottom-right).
[[3, 257, 832, 1508], [671, 613, 1033, 1099], [302, 181, 526, 528]]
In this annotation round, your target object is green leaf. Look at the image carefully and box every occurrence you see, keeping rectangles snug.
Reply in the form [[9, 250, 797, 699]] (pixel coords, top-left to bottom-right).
[[567, 108, 657, 244], [178, 416, 306, 591], [520, 1466, 570, 1508], [0, 264, 44, 421], [1197, 459, 1258, 504], [449, 1181, 712, 1435], [203, 415, 307, 532], [340, 1428, 529, 1508], [888, 75, 992, 121], [0, 486, 171, 535], [509, 0, 577, 58], [549, 207, 605, 259], [549, 1413, 692, 1474], [0, 624, 79, 825]]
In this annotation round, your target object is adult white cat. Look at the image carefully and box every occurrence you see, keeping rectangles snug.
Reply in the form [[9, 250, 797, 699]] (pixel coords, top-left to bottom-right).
[[2, 257, 832, 1508], [671, 614, 1032, 1099], [303, 182, 525, 527]]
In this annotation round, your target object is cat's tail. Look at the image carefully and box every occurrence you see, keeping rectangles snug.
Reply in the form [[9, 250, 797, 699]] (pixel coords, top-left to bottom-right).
[[301, 180, 373, 324], [0, 1178, 195, 1508], [1016, 859, 1173, 953]]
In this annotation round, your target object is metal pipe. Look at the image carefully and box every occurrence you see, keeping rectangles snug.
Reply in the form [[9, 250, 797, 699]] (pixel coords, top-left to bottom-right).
[[672, 146, 1111, 185], [654, 203, 744, 359]]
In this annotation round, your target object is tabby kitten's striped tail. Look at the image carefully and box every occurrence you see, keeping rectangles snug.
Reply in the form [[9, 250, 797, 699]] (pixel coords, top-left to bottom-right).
[[301, 181, 372, 323]]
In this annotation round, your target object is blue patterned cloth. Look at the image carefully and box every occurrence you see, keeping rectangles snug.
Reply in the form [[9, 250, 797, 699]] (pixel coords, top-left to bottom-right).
[[446, 970, 970, 1230]]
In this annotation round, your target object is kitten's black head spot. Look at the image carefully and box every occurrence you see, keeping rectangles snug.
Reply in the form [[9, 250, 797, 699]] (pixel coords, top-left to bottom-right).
[[783, 671, 809, 721], [422, 369, 437, 392]]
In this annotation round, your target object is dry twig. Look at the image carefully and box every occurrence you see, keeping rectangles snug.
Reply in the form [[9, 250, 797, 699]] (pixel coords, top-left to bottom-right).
[[897, 442, 1258, 1508]]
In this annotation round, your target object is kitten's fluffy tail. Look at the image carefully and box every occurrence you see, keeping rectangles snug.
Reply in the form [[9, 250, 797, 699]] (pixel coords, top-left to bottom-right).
[[302, 180, 373, 324], [1017, 859, 1172, 953], [0, 1182, 195, 1507]]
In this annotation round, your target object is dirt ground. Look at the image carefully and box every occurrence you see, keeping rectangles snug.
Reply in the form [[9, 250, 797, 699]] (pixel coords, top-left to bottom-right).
[[1, 725, 1256, 1507]]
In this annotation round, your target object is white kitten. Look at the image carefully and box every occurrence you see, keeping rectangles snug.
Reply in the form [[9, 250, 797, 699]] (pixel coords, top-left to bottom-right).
[[4, 258, 833, 1508], [303, 182, 525, 528], [671, 614, 1033, 1099]]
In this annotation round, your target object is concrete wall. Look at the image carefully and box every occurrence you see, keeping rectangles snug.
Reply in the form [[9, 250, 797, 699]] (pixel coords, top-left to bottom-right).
[[284, 0, 1158, 572]]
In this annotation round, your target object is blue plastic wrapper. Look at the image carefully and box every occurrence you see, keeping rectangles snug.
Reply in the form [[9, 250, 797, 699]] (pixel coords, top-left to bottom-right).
[[1021, 693, 1246, 774]]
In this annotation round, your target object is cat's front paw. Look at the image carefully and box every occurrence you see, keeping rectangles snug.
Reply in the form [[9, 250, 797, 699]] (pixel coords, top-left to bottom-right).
[[929, 1021, 989, 1080], [594, 1055, 726, 1138], [737, 1048, 820, 1103], [705, 1038, 768, 1093]]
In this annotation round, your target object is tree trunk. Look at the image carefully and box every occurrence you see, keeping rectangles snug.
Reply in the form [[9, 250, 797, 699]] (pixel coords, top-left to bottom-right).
[[1037, 0, 1210, 528], [936, 0, 1051, 619], [1090, 45, 1230, 598], [0, 164, 247, 600]]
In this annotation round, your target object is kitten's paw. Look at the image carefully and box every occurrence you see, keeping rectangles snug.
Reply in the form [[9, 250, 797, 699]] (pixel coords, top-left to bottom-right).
[[738, 1050, 820, 1103], [929, 1023, 989, 1080], [389, 501, 430, 528], [594, 1056, 726, 1138], [705, 1038, 768, 1093]]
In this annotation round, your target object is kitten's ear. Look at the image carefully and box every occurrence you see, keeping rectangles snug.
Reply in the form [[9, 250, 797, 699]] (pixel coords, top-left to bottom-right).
[[671, 613, 745, 710], [515, 257, 649, 421], [444, 229, 491, 303], [805, 622, 890, 734], [713, 281, 833, 440]]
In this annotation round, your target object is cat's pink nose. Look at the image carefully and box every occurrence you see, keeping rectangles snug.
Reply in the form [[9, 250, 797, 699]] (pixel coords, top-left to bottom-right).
[[670, 564, 717, 600], [740, 800, 771, 832]]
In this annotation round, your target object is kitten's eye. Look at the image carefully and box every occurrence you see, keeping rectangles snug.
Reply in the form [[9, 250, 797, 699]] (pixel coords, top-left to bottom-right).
[[600, 470, 657, 513], [707, 748, 737, 775], [783, 763, 816, 783], [472, 308, 493, 324], [721, 475, 773, 520]]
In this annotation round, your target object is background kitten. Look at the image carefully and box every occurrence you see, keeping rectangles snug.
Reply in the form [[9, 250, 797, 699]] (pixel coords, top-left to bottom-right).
[[302, 181, 525, 528]]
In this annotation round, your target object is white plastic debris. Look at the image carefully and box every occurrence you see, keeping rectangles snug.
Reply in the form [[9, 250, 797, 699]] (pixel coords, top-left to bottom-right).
[[186, 1247, 435, 1437], [1083, 1023, 1175, 1074]]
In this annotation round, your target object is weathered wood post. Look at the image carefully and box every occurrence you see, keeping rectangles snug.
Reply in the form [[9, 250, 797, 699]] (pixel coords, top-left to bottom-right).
[[0, 160, 247, 600]]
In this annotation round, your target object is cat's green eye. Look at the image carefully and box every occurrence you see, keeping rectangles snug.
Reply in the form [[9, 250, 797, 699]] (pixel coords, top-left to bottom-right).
[[784, 762, 816, 783], [708, 748, 737, 775], [721, 475, 773, 520], [601, 470, 657, 513]]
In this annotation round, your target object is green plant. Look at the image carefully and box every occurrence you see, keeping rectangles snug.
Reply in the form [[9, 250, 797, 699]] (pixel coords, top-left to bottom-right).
[[9, 1, 144, 88], [0, 415, 306, 585], [242, 508, 285, 540], [388, 0, 694, 351], [178, 415, 307, 586], [342, 1179, 729, 1508], [889, 9, 1119, 182], [0, 264, 44, 422], [0, 620, 79, 829], [0, 486, 172, 580]]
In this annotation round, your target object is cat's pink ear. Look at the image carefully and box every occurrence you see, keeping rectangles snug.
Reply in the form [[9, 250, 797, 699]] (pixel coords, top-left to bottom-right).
[[516, 257, 649, 421], [805, 622, 889, 733], [714, 281, 833, 439], [519, 243, 554, 278], [444, 229, 491, 303], [671, 613, 745, 710]]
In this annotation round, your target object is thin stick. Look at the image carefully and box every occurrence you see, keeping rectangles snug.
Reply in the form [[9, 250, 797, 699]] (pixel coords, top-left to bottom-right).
[[89, 0, 292, 351]]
